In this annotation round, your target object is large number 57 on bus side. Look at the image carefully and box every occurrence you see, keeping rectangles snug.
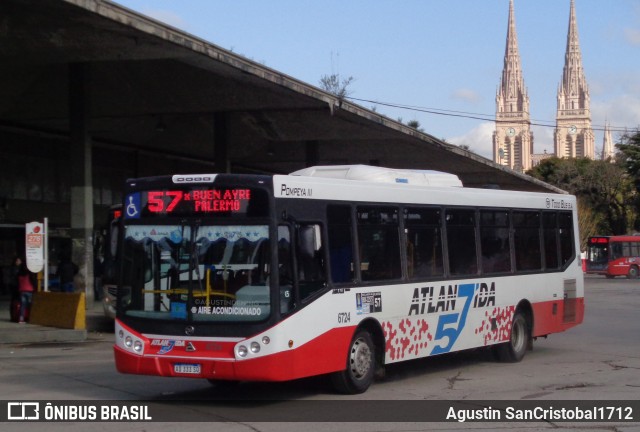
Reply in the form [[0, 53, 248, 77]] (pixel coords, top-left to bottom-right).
[[113, 165, 584, 394]]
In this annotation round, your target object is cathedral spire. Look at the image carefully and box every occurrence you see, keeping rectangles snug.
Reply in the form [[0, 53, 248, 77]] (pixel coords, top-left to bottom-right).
[[559, 0, 588, 112], [498, 0, 528, 110], [554, 0, 594, 159], [505, 0, 519, 61], [567, 0, 580, 51], [493, 0, 532, 172]]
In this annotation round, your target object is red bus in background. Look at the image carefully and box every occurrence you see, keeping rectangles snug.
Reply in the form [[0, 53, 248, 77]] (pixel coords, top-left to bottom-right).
[[585, 235, 640, 278]]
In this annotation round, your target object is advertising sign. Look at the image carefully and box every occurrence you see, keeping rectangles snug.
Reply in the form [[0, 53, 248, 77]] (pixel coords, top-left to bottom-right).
[[25, 221, 44, 273]]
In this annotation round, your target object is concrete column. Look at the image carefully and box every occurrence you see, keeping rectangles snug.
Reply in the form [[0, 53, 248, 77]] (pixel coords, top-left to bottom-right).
[[69, 63, 94, 307], [214, 113, 229, 173]]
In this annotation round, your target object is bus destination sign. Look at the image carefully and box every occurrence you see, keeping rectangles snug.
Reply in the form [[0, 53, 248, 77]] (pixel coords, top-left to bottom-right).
[[589, 237, 609, 245], [124, 188, 261, 218]]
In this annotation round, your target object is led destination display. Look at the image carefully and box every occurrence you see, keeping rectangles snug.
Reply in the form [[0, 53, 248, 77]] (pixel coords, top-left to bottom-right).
[[123, 187, 268, 218]]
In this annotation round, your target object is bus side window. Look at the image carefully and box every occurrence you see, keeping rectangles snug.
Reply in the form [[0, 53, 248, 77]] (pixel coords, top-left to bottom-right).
[[405, 207, 444, 279], [558, 212, 575, 266], [542, 212, 560, 270], [479, 210, 511, 274], [513, 211, 542, 272], [611, 243, 622, 260], [357, 206, 401, 281], [445, 209, 478, 276], [327, 205, 354, 283], [296, 223, 326, 300]]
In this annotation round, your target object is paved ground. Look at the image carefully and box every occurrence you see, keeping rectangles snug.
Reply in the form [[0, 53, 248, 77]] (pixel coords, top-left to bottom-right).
[[0, 276, 638, 431], [0, 295, 113, 344]]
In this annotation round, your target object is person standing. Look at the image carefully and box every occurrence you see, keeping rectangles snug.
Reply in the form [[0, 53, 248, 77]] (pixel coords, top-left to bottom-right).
[[17, 262, 36, 323]]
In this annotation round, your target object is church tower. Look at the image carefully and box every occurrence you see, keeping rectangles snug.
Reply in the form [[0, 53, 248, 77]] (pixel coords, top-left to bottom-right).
[[602, 121, 615, 161], [493, 0, 533, 172], [554, 0, 594, 158]]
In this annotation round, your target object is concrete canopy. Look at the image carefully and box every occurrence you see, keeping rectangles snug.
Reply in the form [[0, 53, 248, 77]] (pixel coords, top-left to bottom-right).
[[0, 0, 561, 193]]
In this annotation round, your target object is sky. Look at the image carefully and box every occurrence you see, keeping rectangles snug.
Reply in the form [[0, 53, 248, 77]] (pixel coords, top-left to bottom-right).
[[112, 0, 640, 160]]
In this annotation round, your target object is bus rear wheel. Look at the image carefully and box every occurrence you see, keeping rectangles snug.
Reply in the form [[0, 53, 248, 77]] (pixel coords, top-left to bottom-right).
[[495, 311, 530, 363], [627, 266, 639, 279], [330, 330, 375, 394]]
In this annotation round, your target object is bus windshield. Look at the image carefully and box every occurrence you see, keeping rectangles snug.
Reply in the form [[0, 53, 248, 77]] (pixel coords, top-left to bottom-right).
[[120, 224, 271, 322], [587, 242, 609, 266]]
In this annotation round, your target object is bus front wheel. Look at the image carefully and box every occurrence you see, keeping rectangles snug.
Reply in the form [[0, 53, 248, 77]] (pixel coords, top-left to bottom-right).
[[627, 266, 639, 279], [494, 311, 530, 363], [330, 330, 375, 394]]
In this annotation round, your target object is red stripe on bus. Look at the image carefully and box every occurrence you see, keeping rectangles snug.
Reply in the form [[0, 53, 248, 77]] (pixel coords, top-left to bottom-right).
[[114, 326, 355, 381], [531, 297, 584, 337]]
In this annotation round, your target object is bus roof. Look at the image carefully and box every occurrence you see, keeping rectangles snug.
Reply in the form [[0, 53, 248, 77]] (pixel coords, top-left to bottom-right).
[[595, 235, 640, 242], [291, 165, 463, 188]]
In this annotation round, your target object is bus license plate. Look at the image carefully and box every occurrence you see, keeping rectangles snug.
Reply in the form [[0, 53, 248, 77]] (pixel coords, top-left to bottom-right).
[[174, 363, 201, 374]]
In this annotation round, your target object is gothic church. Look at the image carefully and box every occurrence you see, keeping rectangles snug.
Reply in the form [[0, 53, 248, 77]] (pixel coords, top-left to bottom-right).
[[492, 0, 608, 172]]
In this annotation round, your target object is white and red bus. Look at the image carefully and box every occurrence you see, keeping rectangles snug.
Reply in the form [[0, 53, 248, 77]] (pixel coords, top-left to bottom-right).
[[114, 165, 584, 394], [585, 235, 640, 278]]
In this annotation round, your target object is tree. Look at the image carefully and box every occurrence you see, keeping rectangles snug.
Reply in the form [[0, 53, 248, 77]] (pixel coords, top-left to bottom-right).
[[527, 157, 635, 236], [406, 120, 424, 132], [580, 158, 634, 235], [615, 129, 640, 230], [577, 198, 600, 250], [616, 129, 640, 189], [319, 74, 354, 101]]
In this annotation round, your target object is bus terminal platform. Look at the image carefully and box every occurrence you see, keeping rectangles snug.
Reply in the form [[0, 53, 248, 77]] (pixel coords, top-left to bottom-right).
[[0, 295, 113, 344]]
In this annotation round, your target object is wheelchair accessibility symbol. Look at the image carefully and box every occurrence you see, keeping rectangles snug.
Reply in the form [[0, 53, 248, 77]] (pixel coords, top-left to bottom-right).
[[125, 193, 140, 219]]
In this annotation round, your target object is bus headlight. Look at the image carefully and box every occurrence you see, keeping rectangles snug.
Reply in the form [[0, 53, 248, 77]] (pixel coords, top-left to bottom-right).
[[237, 345, 248, 358], [261, 336, 270, 345], [115, 321, 145, 356], [250, 342, 260, 353]]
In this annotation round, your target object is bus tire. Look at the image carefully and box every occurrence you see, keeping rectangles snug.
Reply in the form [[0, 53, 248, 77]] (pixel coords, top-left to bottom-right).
[[330, 330, 375, 394], [495, 311, 530, 363], [627, 266, 638, 279]]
